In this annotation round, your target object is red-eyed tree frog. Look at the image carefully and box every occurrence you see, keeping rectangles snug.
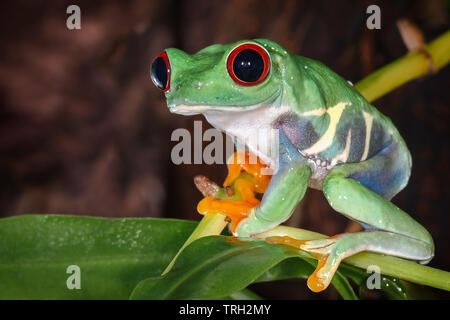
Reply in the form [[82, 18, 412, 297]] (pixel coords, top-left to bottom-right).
[[150, 39, 434, 292]]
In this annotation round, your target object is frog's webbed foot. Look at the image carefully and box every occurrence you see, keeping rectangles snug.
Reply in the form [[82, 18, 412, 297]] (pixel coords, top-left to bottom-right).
[[266, 234, 348, 292], [197, 151, 271, 233], [267, 227, 434, 293]]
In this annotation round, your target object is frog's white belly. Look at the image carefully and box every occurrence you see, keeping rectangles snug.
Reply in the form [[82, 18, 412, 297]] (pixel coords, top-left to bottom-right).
[[204, 105, 290, 171]]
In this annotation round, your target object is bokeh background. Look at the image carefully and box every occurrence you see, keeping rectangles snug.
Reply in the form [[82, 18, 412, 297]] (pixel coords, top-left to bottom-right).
[[0, 0, 448, 299]]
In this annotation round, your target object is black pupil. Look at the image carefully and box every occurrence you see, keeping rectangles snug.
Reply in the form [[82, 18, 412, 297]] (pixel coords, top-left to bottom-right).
[[232, 49, 264, 83], [151, 56, 168, 90]]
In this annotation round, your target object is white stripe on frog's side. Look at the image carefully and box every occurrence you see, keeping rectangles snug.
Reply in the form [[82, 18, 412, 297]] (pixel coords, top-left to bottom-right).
[[299, 108, 327, 117], [360, 111, 373, 161], [333, 129, 352, 164], [300, 102, 349, 156]]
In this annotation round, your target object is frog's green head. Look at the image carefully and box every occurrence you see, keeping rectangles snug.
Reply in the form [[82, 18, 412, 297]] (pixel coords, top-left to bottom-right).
[[150, 39, 299, 115]]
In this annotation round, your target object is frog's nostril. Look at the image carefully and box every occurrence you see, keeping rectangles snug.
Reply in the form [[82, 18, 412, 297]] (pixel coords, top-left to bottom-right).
[[151, 51, 170, 92]]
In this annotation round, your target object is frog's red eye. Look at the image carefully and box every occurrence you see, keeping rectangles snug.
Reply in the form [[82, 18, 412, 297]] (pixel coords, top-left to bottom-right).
[[226, 43, 270, 86], [151, 51, 171, 92]]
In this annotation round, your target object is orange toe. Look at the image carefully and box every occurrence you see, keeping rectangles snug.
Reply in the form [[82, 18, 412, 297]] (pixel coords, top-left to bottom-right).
[[306, 255, 329, 292]]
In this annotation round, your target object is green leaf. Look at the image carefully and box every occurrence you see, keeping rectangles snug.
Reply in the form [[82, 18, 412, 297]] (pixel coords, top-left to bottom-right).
[[1, 214, 426, 300], [228, 288, 263, 300], [130, 235, 358, 300], [221, 288, 263, 300], [0, 214, 197, 299]]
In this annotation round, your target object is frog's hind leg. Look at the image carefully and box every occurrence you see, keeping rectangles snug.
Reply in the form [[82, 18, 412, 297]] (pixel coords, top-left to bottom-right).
[[275, 141, 434, 292]]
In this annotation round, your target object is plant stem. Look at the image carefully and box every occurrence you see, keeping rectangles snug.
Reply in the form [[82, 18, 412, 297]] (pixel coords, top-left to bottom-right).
[[355, 30, 450, 102]]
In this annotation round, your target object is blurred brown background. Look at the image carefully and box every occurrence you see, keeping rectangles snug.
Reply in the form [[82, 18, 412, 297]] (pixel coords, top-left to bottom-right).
[[0, 0, 448, 299]]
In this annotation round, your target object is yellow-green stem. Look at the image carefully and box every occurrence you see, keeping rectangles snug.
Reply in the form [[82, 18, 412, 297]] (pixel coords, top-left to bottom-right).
[[355, 30, 450, 102]]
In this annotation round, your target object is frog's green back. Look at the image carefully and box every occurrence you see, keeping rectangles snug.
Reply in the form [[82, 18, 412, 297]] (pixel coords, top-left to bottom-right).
[[286, 53, 410, 168]]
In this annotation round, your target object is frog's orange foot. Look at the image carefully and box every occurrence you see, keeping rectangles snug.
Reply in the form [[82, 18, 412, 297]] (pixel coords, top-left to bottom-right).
[[266, 235, 344, 292], [197, 196, 256, 233]]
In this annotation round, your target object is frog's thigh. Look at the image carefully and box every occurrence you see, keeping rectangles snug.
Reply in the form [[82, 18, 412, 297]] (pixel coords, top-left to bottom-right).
[[322, 141, 434, 258], [343, 140, 411, 201]]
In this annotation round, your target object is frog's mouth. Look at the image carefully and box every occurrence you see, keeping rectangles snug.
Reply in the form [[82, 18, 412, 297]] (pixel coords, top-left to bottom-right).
[[169, 89, 281, 115]]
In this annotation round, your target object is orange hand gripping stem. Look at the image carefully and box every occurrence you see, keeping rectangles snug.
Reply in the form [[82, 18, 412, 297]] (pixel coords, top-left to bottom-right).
[[197, 151, 271, 233]]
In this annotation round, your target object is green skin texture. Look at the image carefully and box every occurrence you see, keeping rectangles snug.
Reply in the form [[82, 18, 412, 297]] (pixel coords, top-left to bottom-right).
[[157, 39, 434, 287]]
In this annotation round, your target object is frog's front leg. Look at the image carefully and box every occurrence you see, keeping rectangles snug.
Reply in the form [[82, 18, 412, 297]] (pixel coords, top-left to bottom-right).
[[235, 160, 311, 237], [269, 142, 434, 292], [198, 129, 311, 236], [235, 132, 312, 238]]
